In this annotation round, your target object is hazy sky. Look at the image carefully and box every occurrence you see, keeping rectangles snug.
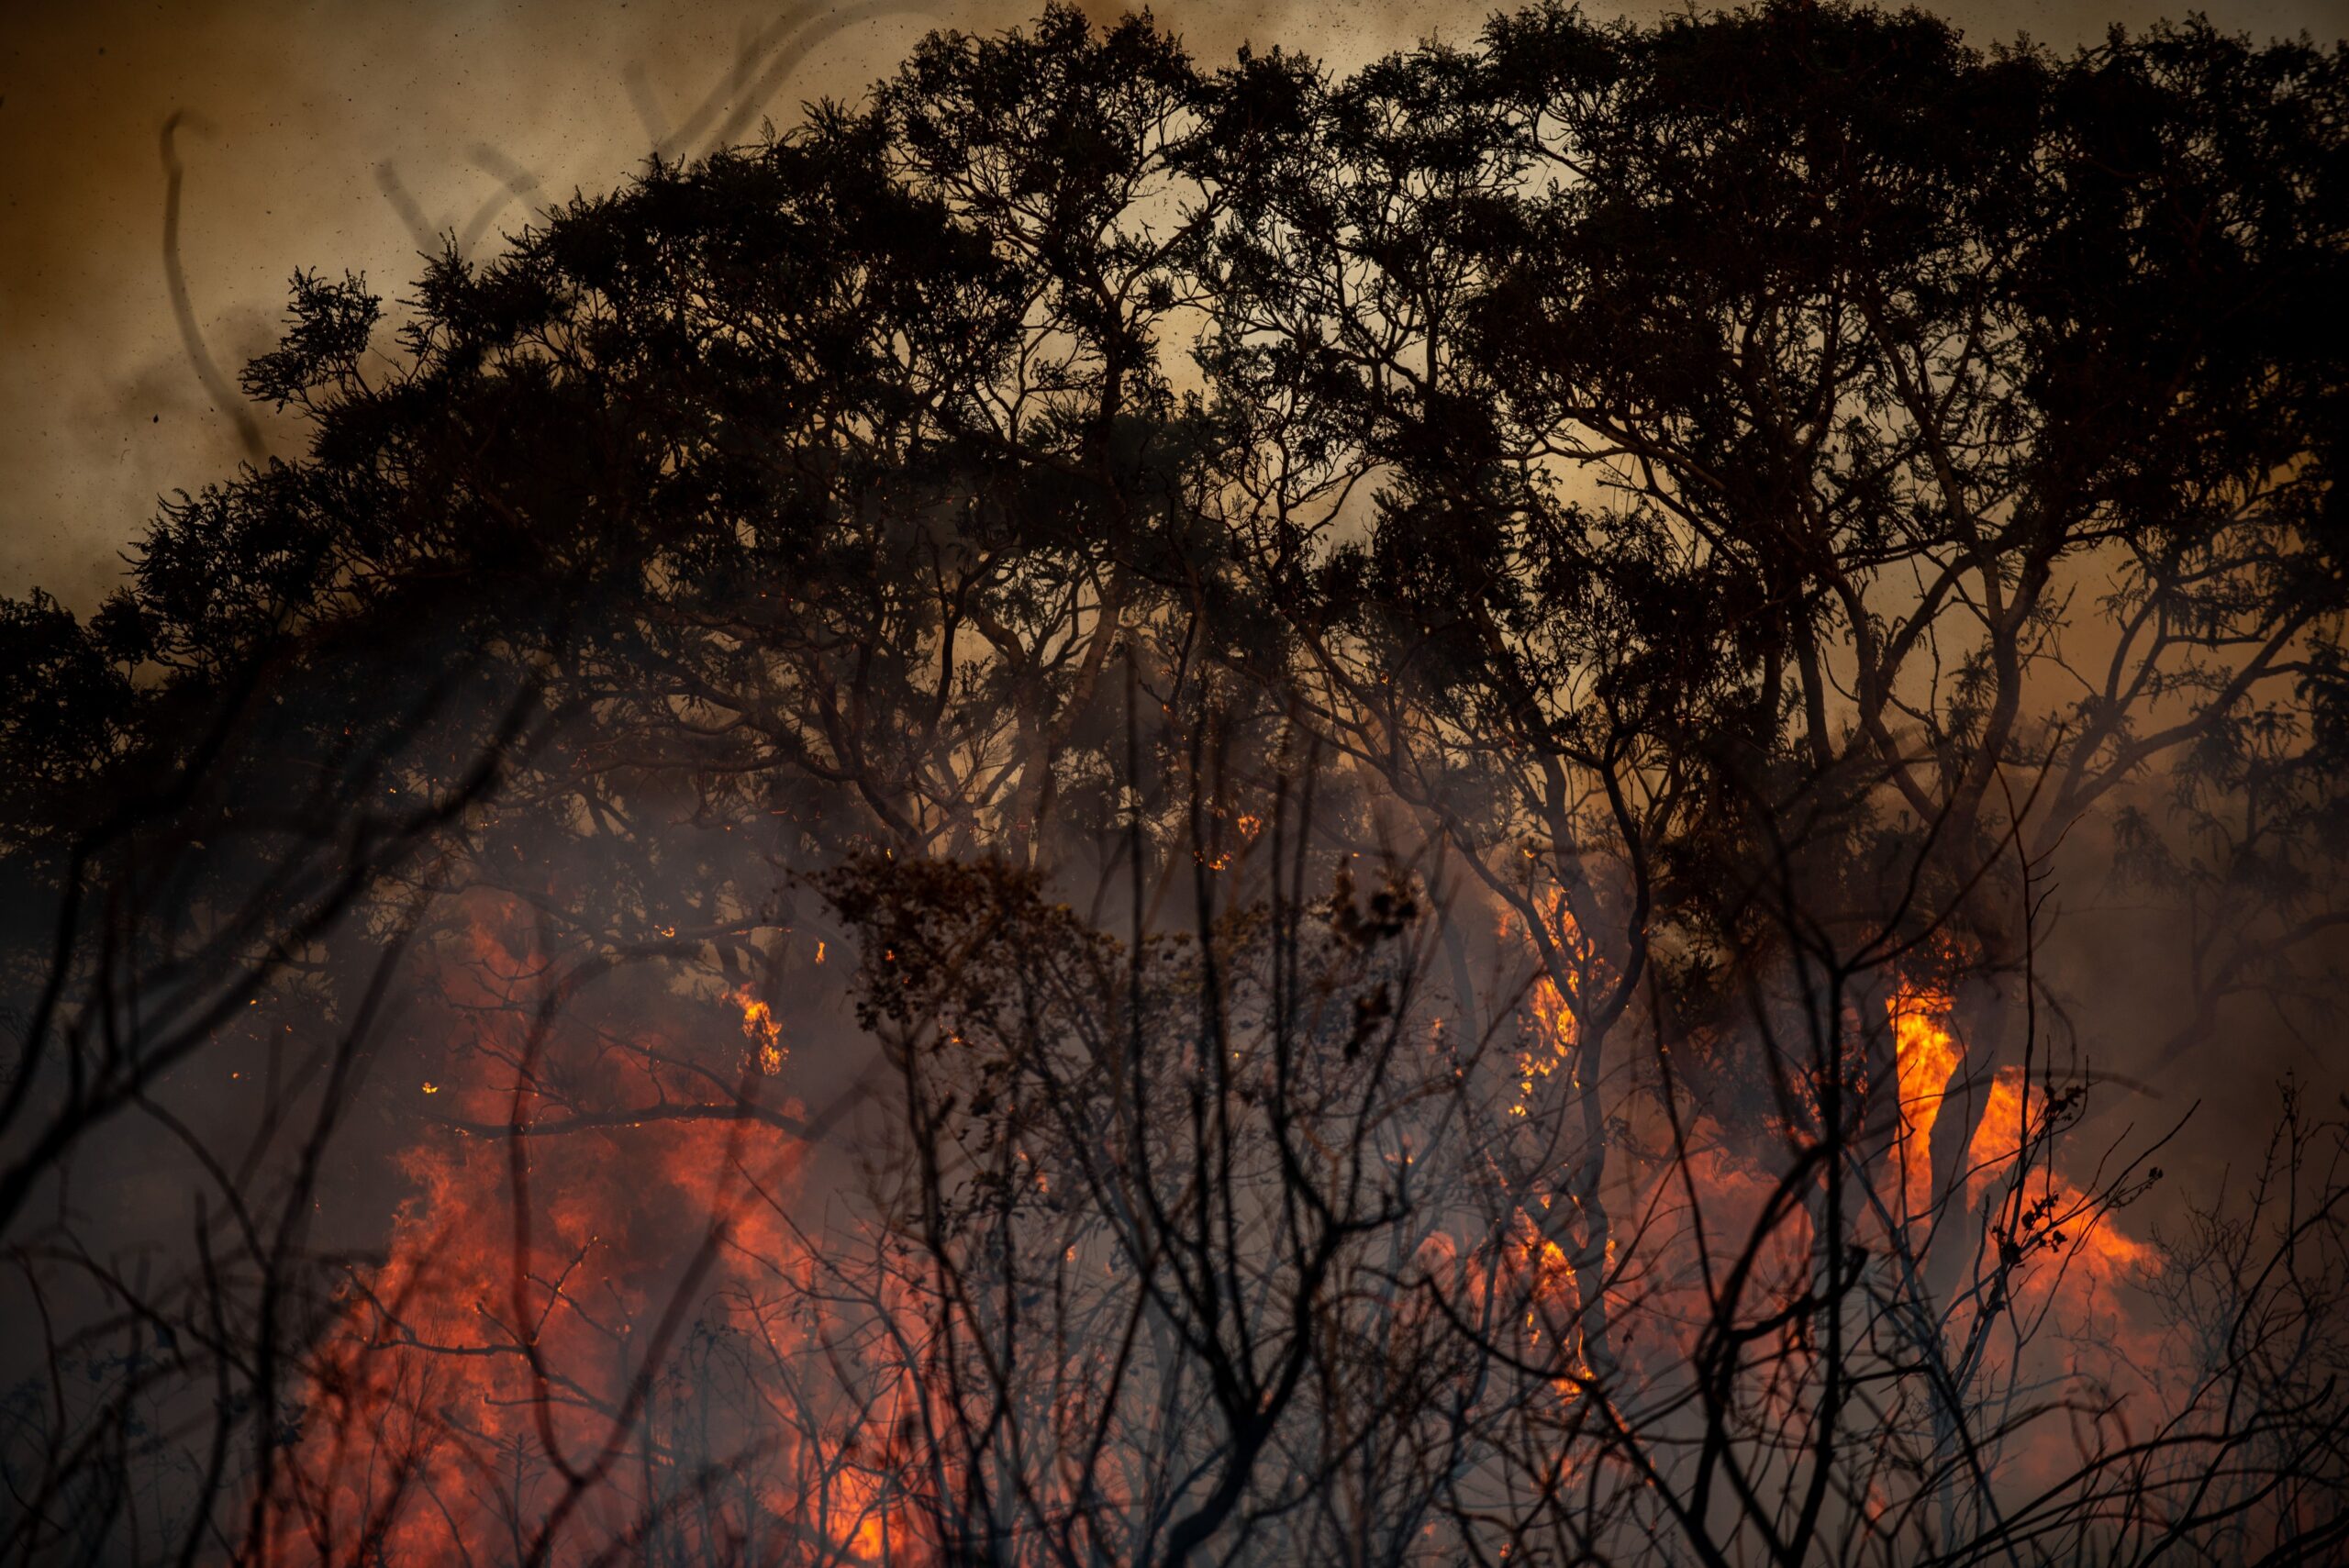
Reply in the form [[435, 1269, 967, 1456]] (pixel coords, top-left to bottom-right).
[[5, 0, 2342, 610]]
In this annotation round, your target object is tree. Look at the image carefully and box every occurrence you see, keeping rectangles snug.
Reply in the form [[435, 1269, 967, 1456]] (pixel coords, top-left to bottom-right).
[[3, 5, 2344, 1564]]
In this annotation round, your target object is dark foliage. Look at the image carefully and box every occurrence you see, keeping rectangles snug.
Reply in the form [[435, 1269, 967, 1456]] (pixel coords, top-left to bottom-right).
[[3, 6, 2344, 1564]]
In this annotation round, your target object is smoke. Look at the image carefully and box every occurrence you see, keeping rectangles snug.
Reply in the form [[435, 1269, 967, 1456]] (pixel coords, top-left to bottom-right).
[[7, 0, 2340, 607], [2, 3, 2345, 1561]]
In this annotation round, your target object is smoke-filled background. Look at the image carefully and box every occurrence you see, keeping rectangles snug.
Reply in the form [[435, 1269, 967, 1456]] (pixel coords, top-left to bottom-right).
[[4, 0, 2340, 609], [5, 1, 2347, 1562], [5, 0, 2343, 1208]]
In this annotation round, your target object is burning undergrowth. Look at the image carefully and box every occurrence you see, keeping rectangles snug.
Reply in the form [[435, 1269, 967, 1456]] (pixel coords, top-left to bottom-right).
[[4, 2, 2347, 1562]]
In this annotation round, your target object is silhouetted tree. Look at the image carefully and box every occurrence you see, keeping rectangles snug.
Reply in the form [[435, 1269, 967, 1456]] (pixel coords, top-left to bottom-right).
[[3, 5, 2343, 1564]]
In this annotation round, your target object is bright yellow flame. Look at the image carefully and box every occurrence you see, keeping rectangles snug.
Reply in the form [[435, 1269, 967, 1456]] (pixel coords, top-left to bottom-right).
[[1889, 983, 1962, 1219], [1508, 892, 1590, 1116], [1884, 984, 2157, 1279], [732, 989, 785, 1075]]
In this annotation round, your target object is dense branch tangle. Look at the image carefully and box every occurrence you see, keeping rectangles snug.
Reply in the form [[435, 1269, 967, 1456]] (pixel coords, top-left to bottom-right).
[[1, 4, 2343, 1564]]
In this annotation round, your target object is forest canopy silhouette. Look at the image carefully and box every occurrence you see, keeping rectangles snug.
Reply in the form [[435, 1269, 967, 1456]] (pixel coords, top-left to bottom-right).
[[3, 3, 2346, 1563]]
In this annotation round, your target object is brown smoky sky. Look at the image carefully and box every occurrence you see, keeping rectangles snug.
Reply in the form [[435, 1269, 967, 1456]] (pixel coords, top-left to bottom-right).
[[3, 0, 2341, 610]]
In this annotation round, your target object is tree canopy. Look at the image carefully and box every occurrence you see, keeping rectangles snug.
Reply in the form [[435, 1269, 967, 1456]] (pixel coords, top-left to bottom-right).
[[3, 5, 2345, 1564]]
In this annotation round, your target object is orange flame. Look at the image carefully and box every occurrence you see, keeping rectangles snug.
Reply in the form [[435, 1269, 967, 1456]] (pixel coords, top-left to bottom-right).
[[1508, 891, 1593, 1118], [1885, 984, 2156, 1284], [733, 986, 785, 1075], [266, 896, 933, 1564], [1889, 982, 1964, 1221]]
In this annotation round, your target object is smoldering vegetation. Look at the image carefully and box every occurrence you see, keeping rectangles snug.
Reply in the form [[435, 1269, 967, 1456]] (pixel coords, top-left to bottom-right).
[[2, 4, 2346, 1563]]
